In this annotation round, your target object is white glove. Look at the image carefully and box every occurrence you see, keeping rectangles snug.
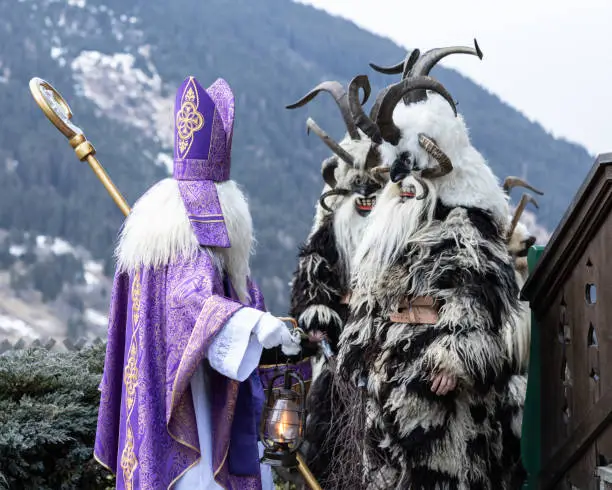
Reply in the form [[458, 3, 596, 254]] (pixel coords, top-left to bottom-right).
[[253, 313, 302, 356]]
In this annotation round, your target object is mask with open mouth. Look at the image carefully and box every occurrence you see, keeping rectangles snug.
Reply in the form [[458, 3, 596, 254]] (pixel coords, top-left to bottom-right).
[[353, 176, 382, 216], [355, 195, 376, 216]]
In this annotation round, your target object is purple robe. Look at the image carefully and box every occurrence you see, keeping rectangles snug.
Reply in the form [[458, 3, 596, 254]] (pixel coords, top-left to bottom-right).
[[94, 251, 266, 489]]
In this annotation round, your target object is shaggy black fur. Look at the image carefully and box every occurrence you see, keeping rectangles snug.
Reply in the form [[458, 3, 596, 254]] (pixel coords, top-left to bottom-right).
[[259, 214, 349, 365], [335, 204, 522, 490], [289, 214, 349, 340]]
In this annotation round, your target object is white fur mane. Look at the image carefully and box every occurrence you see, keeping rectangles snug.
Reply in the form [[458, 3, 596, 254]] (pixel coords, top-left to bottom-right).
[[379, 94, 510, 229], [115, 178, 254, 303], [352, 175, 437, 296]]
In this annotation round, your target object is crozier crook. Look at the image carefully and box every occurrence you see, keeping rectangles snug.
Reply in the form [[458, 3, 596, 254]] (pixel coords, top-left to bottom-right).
[[29, 77, 131, 217]]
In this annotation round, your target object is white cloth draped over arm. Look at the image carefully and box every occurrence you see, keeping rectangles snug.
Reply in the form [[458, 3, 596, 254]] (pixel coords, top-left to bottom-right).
[[207, 306, 266, 382], [176, 306, 275, 490]]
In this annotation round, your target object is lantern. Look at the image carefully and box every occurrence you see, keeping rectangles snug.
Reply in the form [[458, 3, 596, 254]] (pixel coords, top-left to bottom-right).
[[259, 366, 322, 490], [260, 368, 305, 468]]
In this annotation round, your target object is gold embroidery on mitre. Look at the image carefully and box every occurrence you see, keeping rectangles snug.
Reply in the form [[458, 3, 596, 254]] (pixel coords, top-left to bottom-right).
[[176, 78, 205, 159], [120, 426, 137, 490]]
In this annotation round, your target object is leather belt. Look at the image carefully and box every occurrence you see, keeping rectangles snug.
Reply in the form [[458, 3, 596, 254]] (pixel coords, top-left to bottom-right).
[[389, 296, 439, 324]]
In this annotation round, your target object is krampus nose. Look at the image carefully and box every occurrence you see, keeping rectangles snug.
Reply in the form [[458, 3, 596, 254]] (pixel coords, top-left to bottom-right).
[[390, 157, 411, 183], [355, 182, 380, 196]]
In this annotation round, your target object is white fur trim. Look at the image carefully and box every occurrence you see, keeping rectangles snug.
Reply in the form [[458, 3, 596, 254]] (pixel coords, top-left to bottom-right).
[[381, 94, 510, 228], [299, 304, 343, 330], [116, 178, 254, 304], [115, 178, 199, 271]]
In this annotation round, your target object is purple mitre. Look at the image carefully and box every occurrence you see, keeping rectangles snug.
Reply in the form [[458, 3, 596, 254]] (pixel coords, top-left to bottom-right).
[[173, 76, 236, 248]]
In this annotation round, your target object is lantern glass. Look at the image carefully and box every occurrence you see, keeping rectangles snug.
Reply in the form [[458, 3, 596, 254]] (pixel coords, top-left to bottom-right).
[[265, 396, 301, 445]]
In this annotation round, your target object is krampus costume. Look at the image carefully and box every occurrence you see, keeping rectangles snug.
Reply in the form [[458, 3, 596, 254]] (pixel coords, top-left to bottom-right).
[[285, 77, 386, 353], [496, 178, 544, 490], [333, 70, 521, 489], [261, 77, 388, 484], [502, 176, 544, 374]]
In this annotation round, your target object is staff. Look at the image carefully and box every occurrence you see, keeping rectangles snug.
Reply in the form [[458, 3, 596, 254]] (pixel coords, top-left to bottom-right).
[[28, 77, 131, 217]]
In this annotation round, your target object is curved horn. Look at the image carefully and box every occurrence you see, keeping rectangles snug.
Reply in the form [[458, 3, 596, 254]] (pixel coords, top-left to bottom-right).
[[375, 76, 457, 145], [319, 188, 351, 213], [371, 165, 390, 177], [369, 48, 421, 77], [287, 81, 360, 139], [508, 193, 539, 240], [412, 174, 430, 200], [418, 133, 454, 178], [405, 39, 483, 105], [348, 75, 382, 143], [306, 118, 355, 166], [503, 176, 544, 196], [321, 157, 338, 188]]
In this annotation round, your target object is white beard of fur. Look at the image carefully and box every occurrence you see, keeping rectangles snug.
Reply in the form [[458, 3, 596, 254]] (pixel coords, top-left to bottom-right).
[[351, 176, 437, 311], [378, 94, 510, 230], [333, 193, 371, 283], [116, 178, 254, 304]]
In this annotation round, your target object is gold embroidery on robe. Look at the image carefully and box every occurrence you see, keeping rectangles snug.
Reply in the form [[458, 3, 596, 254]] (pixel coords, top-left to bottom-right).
[[121, 270, 141, 488]]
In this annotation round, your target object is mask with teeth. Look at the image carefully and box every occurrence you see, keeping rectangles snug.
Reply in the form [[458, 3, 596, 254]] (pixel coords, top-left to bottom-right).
[[286, 76, 389, 219]]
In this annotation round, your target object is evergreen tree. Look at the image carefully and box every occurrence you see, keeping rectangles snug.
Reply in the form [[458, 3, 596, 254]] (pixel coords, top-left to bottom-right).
[[0, 344, 115, 489]]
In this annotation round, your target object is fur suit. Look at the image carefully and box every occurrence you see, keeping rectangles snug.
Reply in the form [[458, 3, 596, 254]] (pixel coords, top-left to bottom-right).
[[498, 179, 543, 489], [333, 74, 521, 490], [276, 78, 390, 485]]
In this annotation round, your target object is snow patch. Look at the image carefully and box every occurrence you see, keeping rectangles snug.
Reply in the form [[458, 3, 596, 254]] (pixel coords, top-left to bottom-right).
[[67, 0, 86, 7], [50, 46, 65, 59], [71, 49, 173, 148], [0, 60, 11, 84], [9, 245, 25, 257], [85, 308, 108, 327], [36, 235, 76, 255], [0, 315, 37, 339]]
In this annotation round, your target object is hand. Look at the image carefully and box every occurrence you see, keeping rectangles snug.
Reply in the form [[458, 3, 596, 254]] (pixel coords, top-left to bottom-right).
[[254, 314, 302, 356], [430, 371, 457, 396]]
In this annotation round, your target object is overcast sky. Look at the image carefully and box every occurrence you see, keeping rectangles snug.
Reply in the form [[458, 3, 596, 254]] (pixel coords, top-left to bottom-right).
[[297, 0, 612, 157]]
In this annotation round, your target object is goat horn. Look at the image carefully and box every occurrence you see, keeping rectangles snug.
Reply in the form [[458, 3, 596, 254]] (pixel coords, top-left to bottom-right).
[[371, 166, 390, 175], [412, 174, 430, 200], [508, 193, 539, 240], [418, 133, 454, 178], [405, 39, 483, 105], [321, 156, 338, 188], [369, 48, 421, 77], [348, 75, 381, 143], [319, 188, 351, 213], [376, 77, 457, 145], [306, 118, 355, 166], [503, 176, 544, 196], [287, 81, 360, 140]]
